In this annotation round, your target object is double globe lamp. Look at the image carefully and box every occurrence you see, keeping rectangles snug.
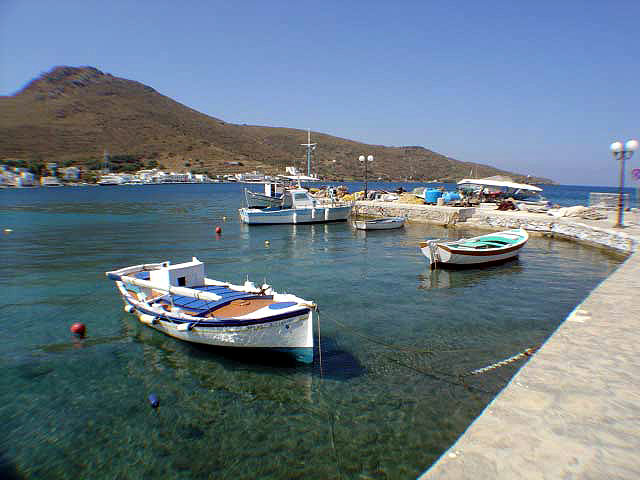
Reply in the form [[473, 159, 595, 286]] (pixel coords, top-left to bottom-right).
[[610, 139, 639, 228]]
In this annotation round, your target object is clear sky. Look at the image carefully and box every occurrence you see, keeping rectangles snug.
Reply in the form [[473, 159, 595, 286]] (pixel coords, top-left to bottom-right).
[[1, 0, 638, 186]]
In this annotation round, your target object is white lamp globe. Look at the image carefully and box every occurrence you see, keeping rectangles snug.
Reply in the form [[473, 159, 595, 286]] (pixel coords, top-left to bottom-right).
[[367, 155, 374, 162], [625, 139, 639, 152], [610, 141, 623, 153], [359, 155, 365, 162]]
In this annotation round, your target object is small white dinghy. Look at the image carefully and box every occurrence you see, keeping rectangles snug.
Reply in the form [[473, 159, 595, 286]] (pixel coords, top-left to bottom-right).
[[106, 257, 316, 362], [353, 216, 405, 230], [419, 228, 529, 268]]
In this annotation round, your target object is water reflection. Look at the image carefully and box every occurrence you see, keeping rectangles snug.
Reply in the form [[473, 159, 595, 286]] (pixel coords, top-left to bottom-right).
[[418, 260, 523, 289]]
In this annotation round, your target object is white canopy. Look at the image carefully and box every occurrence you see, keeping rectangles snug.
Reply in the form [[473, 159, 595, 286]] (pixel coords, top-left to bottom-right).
[[457, 178, 542, 192]]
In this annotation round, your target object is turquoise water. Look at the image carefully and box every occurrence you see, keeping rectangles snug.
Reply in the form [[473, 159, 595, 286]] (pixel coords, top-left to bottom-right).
[[0, 184, 626, 479]]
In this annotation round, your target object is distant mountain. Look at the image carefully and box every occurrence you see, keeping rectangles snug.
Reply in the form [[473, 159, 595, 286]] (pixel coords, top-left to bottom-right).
[[0, 66, 553, 183]]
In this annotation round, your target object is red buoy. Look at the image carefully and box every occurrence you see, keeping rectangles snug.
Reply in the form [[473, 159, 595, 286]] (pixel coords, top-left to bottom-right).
[[215, 226, 222, 234], [70, 322, 86, 337]]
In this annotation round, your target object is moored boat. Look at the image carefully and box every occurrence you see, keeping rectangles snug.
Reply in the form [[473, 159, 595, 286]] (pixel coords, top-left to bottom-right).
[[239, 188, 352, 224], [106, 257, 316, 362], [419, 228, 529, 268], [353, 216, 405, 230]]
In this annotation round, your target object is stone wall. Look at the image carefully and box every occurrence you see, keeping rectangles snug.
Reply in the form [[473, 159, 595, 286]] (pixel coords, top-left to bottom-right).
[[355, 201, 638, 253]]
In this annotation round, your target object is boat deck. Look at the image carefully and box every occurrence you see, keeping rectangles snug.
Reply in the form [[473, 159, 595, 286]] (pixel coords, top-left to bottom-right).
[[131, 271, 274, 317]]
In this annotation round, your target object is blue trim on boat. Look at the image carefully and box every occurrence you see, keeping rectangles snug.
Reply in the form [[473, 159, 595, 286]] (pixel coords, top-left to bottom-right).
[[132, 301, 309, 327]]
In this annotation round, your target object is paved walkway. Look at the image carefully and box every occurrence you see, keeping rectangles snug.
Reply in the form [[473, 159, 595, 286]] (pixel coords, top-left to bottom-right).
[[420, 231, 640, 478]]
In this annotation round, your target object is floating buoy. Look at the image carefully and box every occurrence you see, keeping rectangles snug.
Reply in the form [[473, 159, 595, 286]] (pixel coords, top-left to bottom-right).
[[215, 226, 222, 234], [148, 393, 159, 409], [264, 240, 270, 247], [3, 228, 12, 234], [70, 322, 86, 337]]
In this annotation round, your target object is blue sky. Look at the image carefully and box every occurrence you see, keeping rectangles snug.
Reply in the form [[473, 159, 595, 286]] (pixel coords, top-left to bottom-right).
[[1, 0, 638, 186]]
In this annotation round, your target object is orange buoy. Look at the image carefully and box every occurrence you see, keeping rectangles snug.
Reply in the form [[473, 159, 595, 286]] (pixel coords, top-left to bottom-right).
[[215, 226, 222, 234], [70, 322, 86, 337]]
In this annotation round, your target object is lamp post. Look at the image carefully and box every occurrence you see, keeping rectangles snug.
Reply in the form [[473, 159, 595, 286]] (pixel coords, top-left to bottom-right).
[[610, 139, 639, 228], [359, 154, 374, 198]]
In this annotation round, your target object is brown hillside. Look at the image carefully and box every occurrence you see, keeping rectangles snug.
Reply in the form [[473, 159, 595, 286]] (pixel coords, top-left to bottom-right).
[[0, 66, 552, 183]]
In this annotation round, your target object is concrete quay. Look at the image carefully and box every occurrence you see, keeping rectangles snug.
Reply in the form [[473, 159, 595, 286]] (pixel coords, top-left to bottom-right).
[[354, 201, 640, 479]]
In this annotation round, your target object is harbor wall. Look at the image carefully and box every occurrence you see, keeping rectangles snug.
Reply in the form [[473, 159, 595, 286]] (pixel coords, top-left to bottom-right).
[[355, 201, 639, 253]]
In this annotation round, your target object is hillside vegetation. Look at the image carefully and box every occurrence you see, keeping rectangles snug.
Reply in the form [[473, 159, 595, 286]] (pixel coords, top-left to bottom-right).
[[0, 66, 552, 183]]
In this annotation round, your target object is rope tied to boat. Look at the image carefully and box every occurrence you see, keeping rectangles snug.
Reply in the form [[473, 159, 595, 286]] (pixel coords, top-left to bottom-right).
[[460, 345, 540, 377]]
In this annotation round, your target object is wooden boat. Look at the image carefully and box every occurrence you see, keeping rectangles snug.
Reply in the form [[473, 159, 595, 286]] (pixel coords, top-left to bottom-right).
[[353, 216, 405, 230], [239, 188, 352, 224], [106, 257, 316, 362], [419, 228, 529, 268]]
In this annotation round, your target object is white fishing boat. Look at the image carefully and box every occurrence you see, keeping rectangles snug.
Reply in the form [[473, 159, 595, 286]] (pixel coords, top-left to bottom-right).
[[106, 257, 316, 362], [419, 228, 529, 268], [353, 216, 405, 230], [239, 188, 352, 224]]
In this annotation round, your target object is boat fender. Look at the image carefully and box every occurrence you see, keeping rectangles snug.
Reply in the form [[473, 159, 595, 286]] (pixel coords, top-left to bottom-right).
[[148, 393, 159, 409], [176, 322, 194, 332], [124, 304, 135, 314]]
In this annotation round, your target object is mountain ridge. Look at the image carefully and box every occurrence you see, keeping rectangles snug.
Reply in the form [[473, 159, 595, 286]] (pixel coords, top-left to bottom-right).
[[0, 66, 553, 183]]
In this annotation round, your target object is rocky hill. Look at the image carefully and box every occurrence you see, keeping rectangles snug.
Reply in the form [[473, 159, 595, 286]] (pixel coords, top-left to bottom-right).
[[0, 66, 552, 183]]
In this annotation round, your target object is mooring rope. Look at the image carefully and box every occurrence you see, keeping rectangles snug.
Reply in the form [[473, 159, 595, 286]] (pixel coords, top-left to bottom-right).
[[459, 346, 540, 378]]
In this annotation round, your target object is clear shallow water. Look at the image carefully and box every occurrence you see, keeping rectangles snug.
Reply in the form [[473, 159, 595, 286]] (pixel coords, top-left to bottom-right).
[[0, 184, 626, 479]]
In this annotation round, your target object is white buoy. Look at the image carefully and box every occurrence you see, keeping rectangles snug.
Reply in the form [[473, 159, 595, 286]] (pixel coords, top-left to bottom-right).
[[3, 228, 12, 233], [265, 240, 270, 247]]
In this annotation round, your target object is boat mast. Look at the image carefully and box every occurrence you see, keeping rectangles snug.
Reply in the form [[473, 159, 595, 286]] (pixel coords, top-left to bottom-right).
[[300, 129, 317, 177]]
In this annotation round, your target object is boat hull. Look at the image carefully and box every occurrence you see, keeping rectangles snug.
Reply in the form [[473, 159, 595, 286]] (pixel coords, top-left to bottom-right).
[[239, 205, 352, 224], [132, 307, 313, 350]]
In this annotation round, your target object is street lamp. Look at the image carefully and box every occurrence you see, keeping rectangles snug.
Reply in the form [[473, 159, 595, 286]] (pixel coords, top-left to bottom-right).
[[610, 139, 639, 228], [359, 154, 374, 198]]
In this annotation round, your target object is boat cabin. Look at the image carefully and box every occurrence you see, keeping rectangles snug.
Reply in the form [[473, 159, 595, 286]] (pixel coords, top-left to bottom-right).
[[281, 189, 317, 209], [148, 257, 205, 289]]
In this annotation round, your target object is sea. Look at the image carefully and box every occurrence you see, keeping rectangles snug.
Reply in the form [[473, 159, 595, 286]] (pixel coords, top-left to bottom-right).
[[0, 182, 630, 480]]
